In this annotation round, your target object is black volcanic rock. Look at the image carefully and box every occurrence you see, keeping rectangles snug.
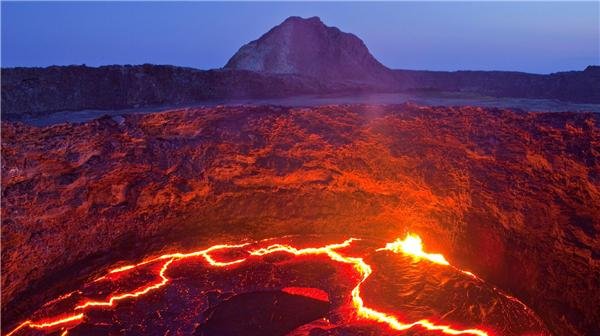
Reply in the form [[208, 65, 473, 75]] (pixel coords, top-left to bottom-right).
[[0, 64, 388, 120], [195, 291, 329, 336], [394, 67, 600, 104], [224, 16, 394, 84], [0, 65, 327, 119]]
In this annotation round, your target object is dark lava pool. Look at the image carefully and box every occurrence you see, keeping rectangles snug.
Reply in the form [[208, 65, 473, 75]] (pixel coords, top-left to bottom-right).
[[5, 235, 549, 336]]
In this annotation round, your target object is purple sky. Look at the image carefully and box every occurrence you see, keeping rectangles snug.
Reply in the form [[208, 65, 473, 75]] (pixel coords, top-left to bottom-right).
[[2, 1, 598, 73]]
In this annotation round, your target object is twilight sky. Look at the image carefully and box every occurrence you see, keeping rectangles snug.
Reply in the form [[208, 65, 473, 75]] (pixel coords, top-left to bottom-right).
[[1, 1, 598, 74]]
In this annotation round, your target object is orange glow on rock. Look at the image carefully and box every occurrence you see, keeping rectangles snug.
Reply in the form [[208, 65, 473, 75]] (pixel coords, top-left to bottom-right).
[[282, 287, 330, 302], [5, 236, 491, 336]]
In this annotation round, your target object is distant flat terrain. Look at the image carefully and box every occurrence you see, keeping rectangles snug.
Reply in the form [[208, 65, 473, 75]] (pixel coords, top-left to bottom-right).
[[11, 92, 600, 127]]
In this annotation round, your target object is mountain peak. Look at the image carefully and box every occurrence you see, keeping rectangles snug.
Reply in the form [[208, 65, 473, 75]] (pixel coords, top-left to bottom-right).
[[282, 16, 323, 25], [224, 16, 392, 83]]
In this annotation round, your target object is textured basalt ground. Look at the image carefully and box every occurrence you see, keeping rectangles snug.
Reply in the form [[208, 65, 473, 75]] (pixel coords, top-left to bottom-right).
[[2, 104, 599, 335]]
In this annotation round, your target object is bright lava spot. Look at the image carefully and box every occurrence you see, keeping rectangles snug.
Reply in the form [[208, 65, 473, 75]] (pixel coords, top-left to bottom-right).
[[6, 235, 491, 336], [377, 233, 450, 265]]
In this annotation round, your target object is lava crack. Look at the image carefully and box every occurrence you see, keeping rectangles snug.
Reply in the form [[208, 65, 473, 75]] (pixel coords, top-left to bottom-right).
[[6, 234, 493, 336]]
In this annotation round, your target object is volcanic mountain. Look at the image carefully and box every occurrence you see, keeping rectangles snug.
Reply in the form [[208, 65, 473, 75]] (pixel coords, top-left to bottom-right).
[[224, 16, 394, 84], [2, 17, 599, 120]]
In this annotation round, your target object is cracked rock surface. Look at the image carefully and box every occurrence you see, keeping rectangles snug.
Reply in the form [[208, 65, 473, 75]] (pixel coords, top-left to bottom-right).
[[2, 104, 599, 335]]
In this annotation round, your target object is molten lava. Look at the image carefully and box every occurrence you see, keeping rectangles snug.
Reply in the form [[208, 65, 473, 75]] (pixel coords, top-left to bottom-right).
[[6, 233, 538, 336], [377, 233, 449, 265]]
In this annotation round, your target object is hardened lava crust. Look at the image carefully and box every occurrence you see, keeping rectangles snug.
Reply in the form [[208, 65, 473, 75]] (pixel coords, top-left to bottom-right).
[[2, 104, 599, 335]]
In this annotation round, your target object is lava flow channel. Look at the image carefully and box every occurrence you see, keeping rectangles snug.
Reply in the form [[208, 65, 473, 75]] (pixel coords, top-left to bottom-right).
[[6, 234, 493, 336]]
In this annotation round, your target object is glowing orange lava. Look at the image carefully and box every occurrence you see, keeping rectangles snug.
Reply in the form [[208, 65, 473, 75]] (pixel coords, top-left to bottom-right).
[[74, 259, 174, 310], [6, 314, 83, 336], [377, 233, 449, 265], [379, 233, 532, 313], [6, 235, 491, 336]]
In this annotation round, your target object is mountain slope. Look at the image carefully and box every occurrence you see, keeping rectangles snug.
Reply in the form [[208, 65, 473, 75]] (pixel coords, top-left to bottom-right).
[[224, 16, 394, 83]]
